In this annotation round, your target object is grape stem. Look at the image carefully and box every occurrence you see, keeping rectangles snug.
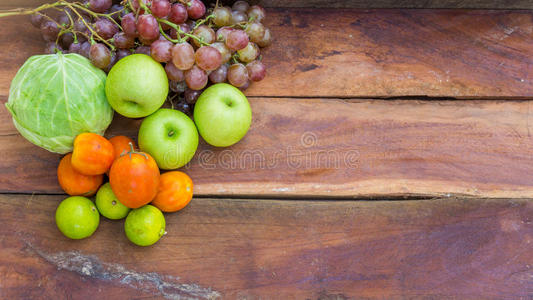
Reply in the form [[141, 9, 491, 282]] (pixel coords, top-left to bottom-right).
[[158, 22, 181, 43], [157, 18, 210, 46], [0, 2, 62, 17], [63, 2, 116, 50], [193, 14, 213, 29], [0, 0, 119, 50]]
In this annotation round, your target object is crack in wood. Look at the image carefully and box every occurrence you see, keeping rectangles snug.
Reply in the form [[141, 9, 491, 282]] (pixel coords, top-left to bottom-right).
[[26, 241, 221, 300]]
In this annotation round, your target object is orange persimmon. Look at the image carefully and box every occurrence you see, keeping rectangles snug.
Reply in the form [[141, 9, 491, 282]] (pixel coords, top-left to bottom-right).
[[71, 133, 115, 175], [109, 151, 160, 209], [109, 136, 136, 159], [57, 153, 103, 196], [152, 171, 193, 212]]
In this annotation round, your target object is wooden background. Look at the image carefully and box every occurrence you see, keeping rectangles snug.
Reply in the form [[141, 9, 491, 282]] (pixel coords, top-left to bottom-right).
[[0, 0, 532, 299]]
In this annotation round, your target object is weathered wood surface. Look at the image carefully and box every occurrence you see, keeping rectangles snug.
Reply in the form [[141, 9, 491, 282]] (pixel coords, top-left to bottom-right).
[[1, 194, 531, 299], [1, 8, 533, 98], [3, 98, 533, 199], [7, 0, 533, 9], [256, 0, 533, 9]]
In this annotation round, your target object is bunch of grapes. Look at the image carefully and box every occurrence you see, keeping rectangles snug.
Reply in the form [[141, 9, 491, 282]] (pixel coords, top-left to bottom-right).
[[28, 0, 271, 114]]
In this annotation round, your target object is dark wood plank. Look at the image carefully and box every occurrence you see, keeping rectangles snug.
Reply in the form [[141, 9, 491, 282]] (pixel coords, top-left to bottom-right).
[[1, 194, 531, 299], [2, 98, 533, 199], [6, 0, 533, 9], [257, 0, 533, 9], [1, 8, 532, 98]]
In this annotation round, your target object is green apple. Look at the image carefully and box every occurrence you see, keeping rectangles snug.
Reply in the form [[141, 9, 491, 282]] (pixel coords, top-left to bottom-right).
[[193, 83, 252, 147], [105, 54, 168, 118], [138, 108, 199, 170]]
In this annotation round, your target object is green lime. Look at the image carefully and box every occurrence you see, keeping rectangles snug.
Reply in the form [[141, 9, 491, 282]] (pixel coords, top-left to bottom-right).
[[55, 196, 100, 239], [124, 205, 166, 246], [95, 183, 131, 220]]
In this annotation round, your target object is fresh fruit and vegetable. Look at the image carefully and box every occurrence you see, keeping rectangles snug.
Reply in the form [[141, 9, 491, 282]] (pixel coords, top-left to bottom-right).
[[5, 53, 113, 153], [1, 0, 272, 116], [2, 0, 269, 246]]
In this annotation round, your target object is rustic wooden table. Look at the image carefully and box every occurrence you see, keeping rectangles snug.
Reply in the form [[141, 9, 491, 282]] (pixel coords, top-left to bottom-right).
[[1, 1, 532, 299]]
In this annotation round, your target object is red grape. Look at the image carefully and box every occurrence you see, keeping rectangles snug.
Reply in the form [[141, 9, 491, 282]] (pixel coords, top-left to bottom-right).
[[90, 43, 111, 69], [247, 5, 266, 22], [89, 0, 113, 13], [192, 25, 215, 47], [44, 42, 62, 54], [210, 42, 232, 63], [257, 28, 272, 47], [135, 45, 151, 56], [109, 4, 123, 22], [246, 60, 266, 81], [237, 42, 259, 62], [169, 23, 188, 39], [213, 7, 232, 27], [89, 0, 112, 13], [150, 39, 173, 62], [184, 88, 202, 104], [104, 51, 118, 72], [56, 11, 71, 27], [168, 3, 188, 24], [226, 29, 249, 51], [216, 26, 234, 42], [117, 49, 131, 60], [187, 0, 206, 19], [113, 32, 135, 49], [69, 41, 82, 54], [232, 1, 250, 12], [30, 14, 44, 28], [79, 41, 92, 58], [94, 18, 119, 40], [245, 22, 265, 44], [238, 80, 250, 91], [184, 65, 208, 90], [40, 20, 59, 42], [169, 80, 187, 93], [137, 14, 159, 41], [139, 35, 157, 45], [209, 64, 228, 83], [151, 0, 171, 18], [195, 46, 222, 71], [231, 10, 247, 24], [171, 42, 195, 70], [131, 0, 151, 13], [60, 32, 74, 49], [165, 62, 185, 81], [121, 13, 138, 37], [227, 63, 249, 87]]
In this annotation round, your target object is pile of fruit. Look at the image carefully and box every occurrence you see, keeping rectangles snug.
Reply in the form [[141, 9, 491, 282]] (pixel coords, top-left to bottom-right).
[[3, 0, 263, 246], [56, 133, 192, 246], [24, 0, 271, 114]]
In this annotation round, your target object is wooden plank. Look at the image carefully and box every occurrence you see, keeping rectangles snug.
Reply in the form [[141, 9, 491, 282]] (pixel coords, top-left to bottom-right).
[[2, 98, 533, 198], [5, 0, 533, 9], [1, 194, 531, 299], [256, 0, 533, 9], [1, 9, 532, 98]]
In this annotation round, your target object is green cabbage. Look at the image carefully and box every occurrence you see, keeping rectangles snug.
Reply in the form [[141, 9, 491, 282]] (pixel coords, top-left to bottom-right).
[[5, 53, 113, 154]]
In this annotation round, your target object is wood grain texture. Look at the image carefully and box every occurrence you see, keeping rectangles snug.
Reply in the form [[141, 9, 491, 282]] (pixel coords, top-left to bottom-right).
[[246, 9, 533, 98], [1, 194, 531, 299], [1, 8, 533, 98], [256, 0, 533, 9], [2, 98, 533, 198], [5, 0, 533, 9]]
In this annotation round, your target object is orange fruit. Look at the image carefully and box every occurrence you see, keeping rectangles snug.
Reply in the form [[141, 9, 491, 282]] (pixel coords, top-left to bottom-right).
[[57, 153, 103, 196], [109, 135, 136, 160], [109, 151, 160, 209], [152, 171, 193, 212], [72, 133, 114, 175]]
